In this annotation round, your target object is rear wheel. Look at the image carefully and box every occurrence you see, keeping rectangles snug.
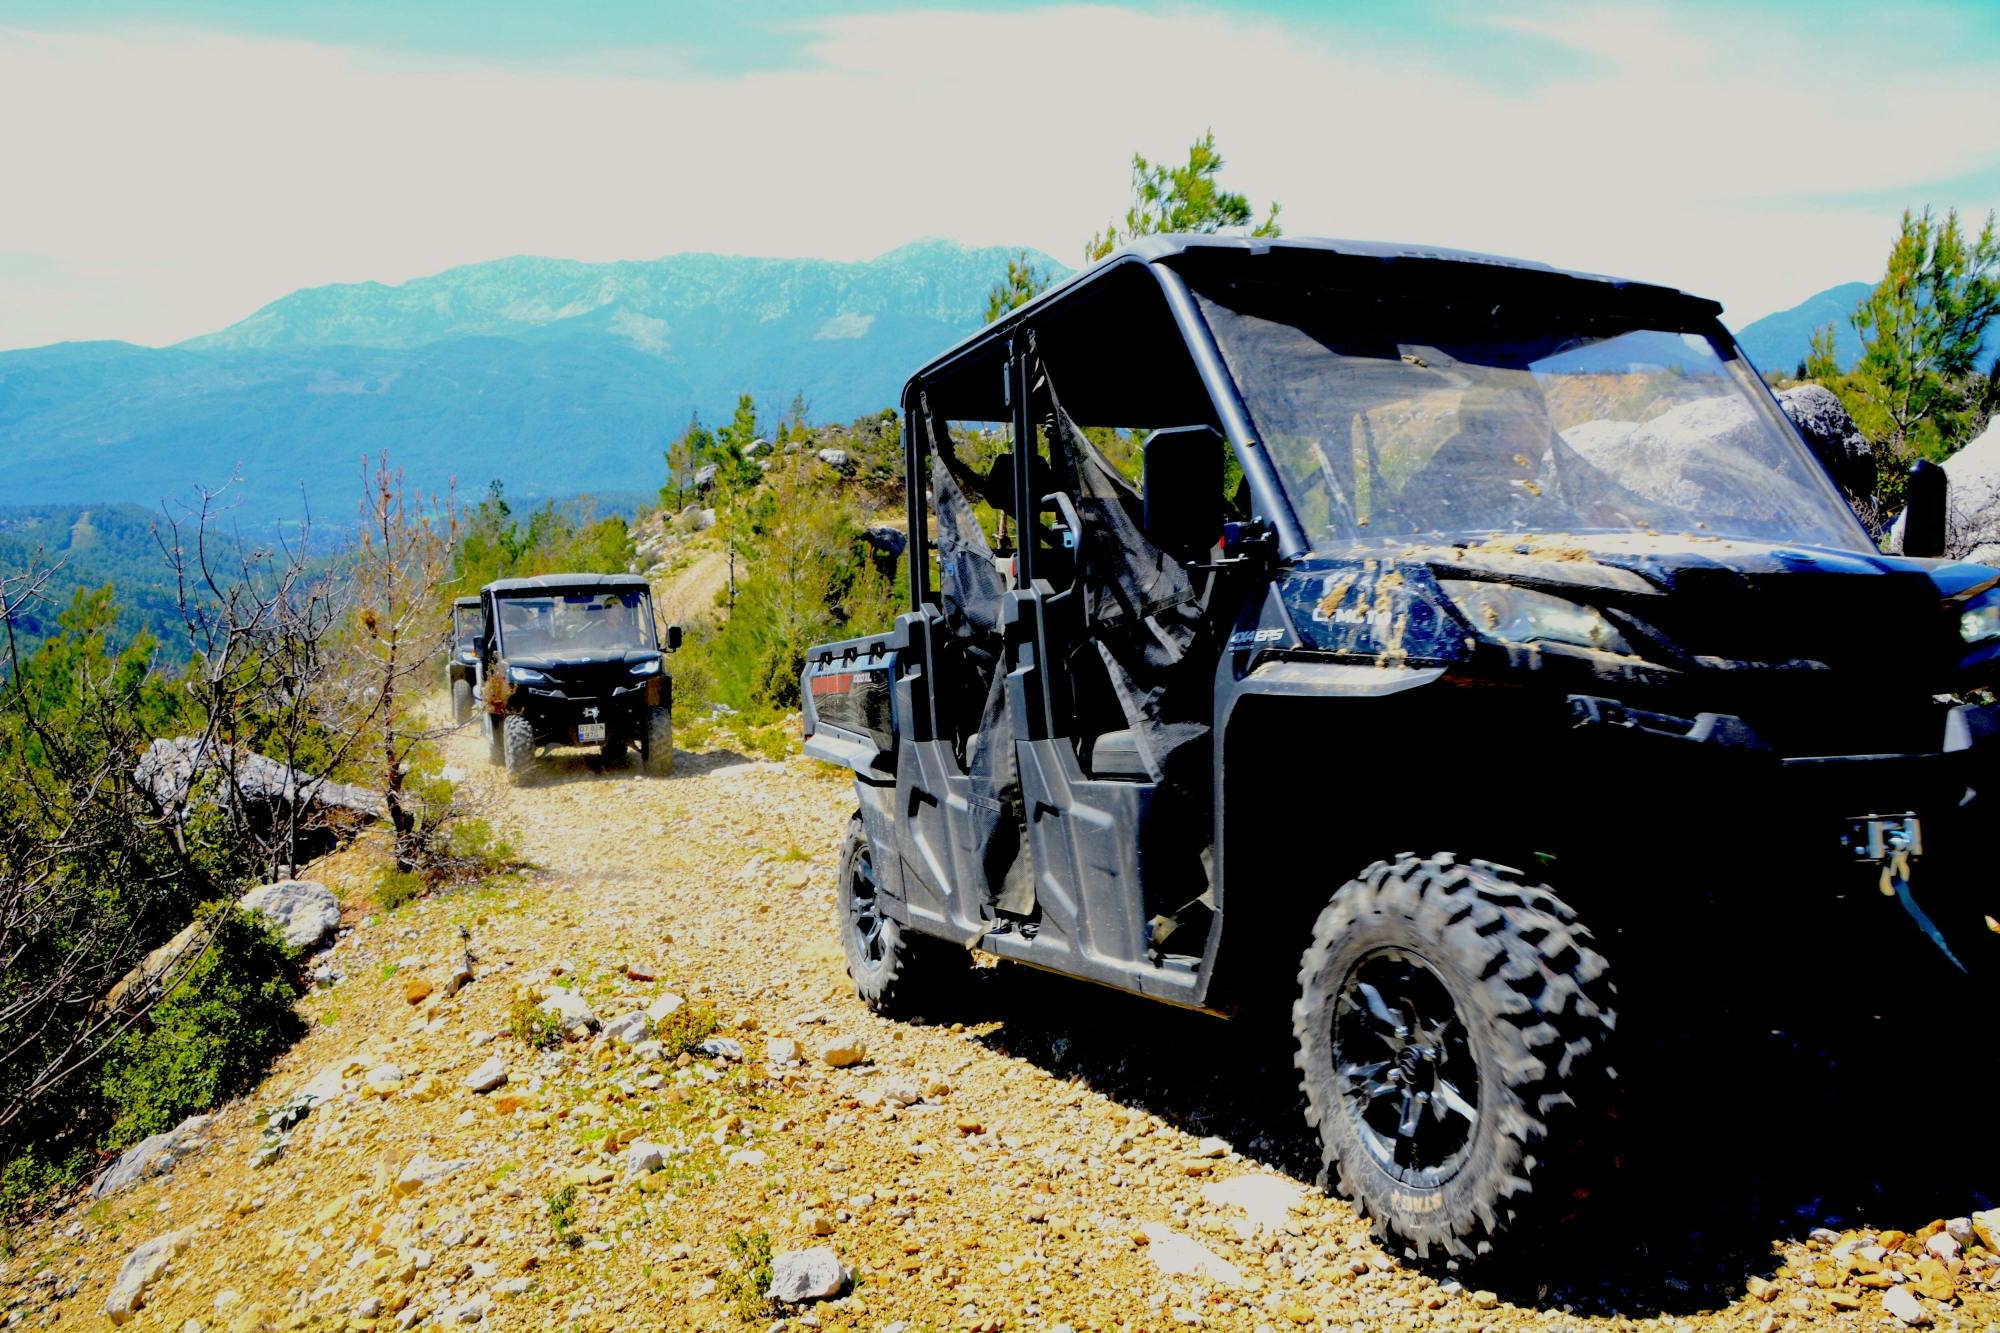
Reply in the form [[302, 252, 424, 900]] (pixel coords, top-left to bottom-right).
[[451, 677, 474, 726], [837, 813, 961, 1015], [641, 705, 673, 776], [1293, 853, 1616, 1263], [502, 715, 536, 780]]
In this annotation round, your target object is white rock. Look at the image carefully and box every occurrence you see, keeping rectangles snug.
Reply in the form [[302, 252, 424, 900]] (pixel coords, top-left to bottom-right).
[[237, 880, 342, 951], [1193, 1135, 1230, 1159], [1199, 1173, 1306, 1233], [699, 1037, 744, 1061], [364, 1063, 403, 1091], [819, 1034, 867, 1068], [464, 1055, 508, 1093], [1883, 1285, 1932, 1326], [645, 992, 686, 1024], [765, 1037, 801, 1065], [625, 1141, 666, 1179], [92, 1115, 214, 1198], [727, 1148, 768, 1168], [603, 1011, 651, 1045], [1138, 1223, 1243, 1288], [104, 1230, 187, 1324], [766, 1247, 847, 1303], [395, 1155, 473, 1195], [538, 990, 599, 1035], [1925, 1231, 1961, 1261]]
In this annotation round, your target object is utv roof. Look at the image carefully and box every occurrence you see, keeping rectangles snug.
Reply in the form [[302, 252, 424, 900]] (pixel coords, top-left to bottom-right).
[[909, 234, 1723, 408], [452, 595, 481, 608], [482, 573, 651, 595]]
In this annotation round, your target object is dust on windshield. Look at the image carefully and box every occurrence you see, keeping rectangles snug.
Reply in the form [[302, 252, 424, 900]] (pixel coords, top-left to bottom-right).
[[495, 590, 656, 657], [1192, 281, 1871, 553]]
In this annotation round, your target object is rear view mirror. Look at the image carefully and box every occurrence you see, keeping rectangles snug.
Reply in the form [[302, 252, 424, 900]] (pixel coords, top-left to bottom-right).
[[470, 633, 487, 658], [1143, 425, 1224, 556], [665, 624, 684, 653], [1904, 460, 1948, 558]]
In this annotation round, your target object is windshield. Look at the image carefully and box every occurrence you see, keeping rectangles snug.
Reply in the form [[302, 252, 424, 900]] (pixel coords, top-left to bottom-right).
[[452, 605, 480, 644], [494, 590, 656, 657], [1192, 281, 1871, 553]]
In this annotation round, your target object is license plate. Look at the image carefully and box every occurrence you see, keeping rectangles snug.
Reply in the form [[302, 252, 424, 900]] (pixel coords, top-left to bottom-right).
[[576, 723, 606, 743]]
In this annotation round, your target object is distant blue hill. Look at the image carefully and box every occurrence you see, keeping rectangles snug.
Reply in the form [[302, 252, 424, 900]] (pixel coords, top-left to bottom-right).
[[1730, 282, 1873, 376], [1730, 279, 2000, 377], [0, 240, 1066, 525]]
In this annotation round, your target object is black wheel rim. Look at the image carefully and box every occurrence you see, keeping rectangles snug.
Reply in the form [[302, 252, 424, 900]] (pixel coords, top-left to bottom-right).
[[1333, 948, 1481, 1187], [847, 844, 886, 969]]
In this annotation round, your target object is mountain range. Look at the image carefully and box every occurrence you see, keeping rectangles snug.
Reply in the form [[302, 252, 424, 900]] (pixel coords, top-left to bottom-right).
[[6, 245, 1993, 531], [0, 240, 1064, 526]]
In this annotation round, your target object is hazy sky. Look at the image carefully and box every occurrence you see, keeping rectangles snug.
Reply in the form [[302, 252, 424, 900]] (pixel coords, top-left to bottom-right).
[[2, 0, 1997, 350]]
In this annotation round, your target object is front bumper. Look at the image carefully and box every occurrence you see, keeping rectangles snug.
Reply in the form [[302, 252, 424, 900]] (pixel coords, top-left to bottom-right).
[[1569, 694, 1998, 978], [508, 678, 664, 744]]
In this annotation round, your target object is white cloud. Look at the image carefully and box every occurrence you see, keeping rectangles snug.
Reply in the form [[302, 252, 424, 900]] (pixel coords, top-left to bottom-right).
[[0, 7, 1995, 348]]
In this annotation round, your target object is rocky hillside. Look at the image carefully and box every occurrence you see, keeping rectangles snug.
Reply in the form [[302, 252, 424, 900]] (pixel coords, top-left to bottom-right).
[[4, 715, 1995, 1332]]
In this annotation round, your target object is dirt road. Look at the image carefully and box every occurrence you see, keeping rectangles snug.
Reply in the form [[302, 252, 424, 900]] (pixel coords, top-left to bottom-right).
[[8, 727, 1994, 1331]]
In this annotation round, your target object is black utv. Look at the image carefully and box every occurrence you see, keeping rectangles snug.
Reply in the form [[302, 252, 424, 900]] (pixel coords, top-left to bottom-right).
[[802, 236, 1999, 1263], [474, 573, 681, 779], [447, 595, 481, 725]]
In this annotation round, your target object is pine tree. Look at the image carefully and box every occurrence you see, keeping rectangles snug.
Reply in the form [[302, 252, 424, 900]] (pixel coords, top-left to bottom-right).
[[1084, 129, 1282, 263]]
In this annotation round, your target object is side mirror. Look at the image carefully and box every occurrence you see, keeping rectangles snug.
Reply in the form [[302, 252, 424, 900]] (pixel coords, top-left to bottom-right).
[[1142, 425, 1224, 556], [470, 633, 487, 659], [665, 624, 683, 653], [1904, 460, 1948, 558]]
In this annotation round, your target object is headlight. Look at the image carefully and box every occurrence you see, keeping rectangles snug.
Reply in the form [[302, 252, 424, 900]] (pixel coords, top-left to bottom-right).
[[1962, 589, 2000, 645], [1437, 578, 1632, 654], [507, 666, 547, 685], [630, 657, 662, 676], [457, 649, 477, 663]]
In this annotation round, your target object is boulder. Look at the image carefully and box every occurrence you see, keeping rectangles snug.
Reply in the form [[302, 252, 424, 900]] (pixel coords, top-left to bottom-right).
[[104, 1230, 187, 1324], [861, 526, 908, 560], [537, 990, 599, 1036], [691, 462, 719, 489], [92, 1116, 214, 1199], [237, 880, 341, 951], [766, 1247, 847, 1303], [464, 1056, 507, 1094], [602, 1011, 651, 1045], [1944, 417, 2000, 563], [1778, 384, 1875, 506], [136, 737, 382, 830], [816, 448, 851, 470]]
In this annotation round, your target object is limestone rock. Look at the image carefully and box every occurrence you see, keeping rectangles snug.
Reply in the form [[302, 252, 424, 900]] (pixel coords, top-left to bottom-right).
[[92, 1115, 214, 1199], [602, 1011, 651, 1045], [104, 1230, 188, 1324], [819, 1034, 867, 1068], [237, 880, 342, 951], [645, 992, 685, 1024], [1883, 1285, 1932, 1326], [538, 989, 598, 1036], [395, 1155, 472, 1195], [464, 1055, 507, 1094], [766, 1247, 847, 1303], [1777, 384, 1874, 505], [1137, 1223, 1243, 1287]]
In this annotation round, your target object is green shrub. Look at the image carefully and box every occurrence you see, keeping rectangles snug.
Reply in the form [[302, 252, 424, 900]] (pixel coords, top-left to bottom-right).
[[448, 818, 516, 869], [656, 1002, 719, 1059], [375, 868, 424, 912], [508, 996, 563, 1050], [719, 1227, 777, 1320], [547, 1183, 582, 1249], [96, 903, 304, 1150]]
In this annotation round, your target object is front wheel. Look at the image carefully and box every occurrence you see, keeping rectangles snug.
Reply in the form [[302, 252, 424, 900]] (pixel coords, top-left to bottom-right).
[[1293, 854, 1616, 1263], [502, 715, 536, 781], [837, 813, 961, 1015], [641, 705, 673, 776], [451, 677, 474, 726]]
